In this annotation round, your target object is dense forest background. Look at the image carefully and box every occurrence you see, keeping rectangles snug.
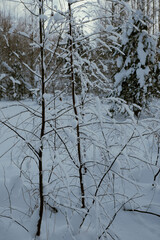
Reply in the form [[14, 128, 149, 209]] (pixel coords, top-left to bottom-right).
[[0, 0, 159, 111]]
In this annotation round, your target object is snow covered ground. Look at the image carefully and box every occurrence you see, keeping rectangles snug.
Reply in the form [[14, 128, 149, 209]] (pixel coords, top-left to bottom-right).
[[0, 98, 160, 240]]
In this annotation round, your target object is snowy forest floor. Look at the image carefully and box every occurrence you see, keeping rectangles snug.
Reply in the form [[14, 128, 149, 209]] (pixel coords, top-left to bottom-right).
[[0, 97, 160, 240]]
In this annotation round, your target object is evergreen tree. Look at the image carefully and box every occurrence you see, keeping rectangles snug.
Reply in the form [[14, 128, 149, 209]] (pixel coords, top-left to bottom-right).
[[114, 10, 157, 115]]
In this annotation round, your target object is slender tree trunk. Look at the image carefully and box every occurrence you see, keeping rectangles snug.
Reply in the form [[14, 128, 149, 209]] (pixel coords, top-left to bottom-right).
[[111, 2, 115, 25], [138, 0, 145, 13], [68, 2, 85, 208], [131, 0, 136, 9], [30, 13, 35, 89], [153, 0, 155, 34], [36, 0, 45, 236], [147, 0, 151, 33]]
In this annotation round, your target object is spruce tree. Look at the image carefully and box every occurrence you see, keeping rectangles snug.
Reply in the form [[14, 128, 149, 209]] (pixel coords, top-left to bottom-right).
[[114, 10, 157, 116]]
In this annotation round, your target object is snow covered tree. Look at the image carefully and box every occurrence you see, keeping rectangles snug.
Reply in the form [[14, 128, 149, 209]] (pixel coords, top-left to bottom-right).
[[71, 24, 91, 95], [90, 0, 131, 97], [61, 21, 92, 95], [0, 12, 37, 99], [114, 10, 157, 115]]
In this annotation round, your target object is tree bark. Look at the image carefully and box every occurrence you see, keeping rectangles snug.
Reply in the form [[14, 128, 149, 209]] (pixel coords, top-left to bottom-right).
[[68, 2, 85, 208], [36, 0, 45, 236]]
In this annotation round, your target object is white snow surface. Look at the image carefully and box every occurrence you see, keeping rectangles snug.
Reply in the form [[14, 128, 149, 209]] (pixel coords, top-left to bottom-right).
[[0, 98, 160, 240]]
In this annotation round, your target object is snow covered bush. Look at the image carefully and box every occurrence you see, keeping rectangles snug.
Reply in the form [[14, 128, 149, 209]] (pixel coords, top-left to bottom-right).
[[1, 96, 160, 240]]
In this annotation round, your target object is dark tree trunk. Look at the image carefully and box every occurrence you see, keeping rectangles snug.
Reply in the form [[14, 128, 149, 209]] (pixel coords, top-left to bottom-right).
[[68, 2, 85, 209], [36, 0, 45, 236]]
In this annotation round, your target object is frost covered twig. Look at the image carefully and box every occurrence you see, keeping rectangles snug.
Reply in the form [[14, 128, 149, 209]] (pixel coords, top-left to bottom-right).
[[0, 214, 29, 232], [80, 132, 134, 228], [124, 208, 160, 218]]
